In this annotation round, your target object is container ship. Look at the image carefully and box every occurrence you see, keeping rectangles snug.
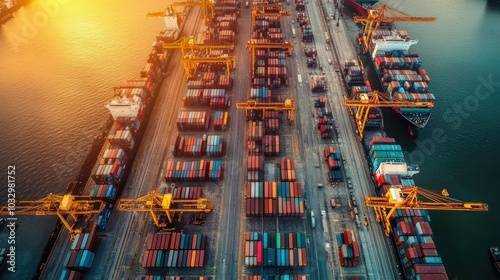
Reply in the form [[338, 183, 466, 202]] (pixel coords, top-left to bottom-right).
[[368, 29, 435, 128], [344, 0, 378, 16], [367, 137, 449, 280], [490, 246, 500, 274]]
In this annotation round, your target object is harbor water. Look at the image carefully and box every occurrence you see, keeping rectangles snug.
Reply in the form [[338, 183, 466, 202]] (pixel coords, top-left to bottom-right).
[[0, 0, 499, 279]]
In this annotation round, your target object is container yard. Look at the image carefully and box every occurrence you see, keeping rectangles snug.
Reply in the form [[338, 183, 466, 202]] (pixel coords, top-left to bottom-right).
[[0, 1, 490, 280]]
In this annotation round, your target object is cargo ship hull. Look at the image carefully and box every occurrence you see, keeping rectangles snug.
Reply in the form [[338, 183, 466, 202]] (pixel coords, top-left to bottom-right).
[[367, 29, 435, 129]]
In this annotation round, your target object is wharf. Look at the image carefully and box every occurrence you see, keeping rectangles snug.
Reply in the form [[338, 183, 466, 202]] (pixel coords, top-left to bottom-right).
[[35, 2, 403, 280]]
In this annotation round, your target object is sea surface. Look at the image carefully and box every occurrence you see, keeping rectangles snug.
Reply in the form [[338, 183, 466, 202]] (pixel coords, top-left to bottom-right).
[[0, 0, 499, 279]]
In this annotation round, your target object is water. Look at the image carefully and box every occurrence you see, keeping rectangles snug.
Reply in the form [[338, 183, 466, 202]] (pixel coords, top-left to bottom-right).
[[0, 0, 498, 279], [380, 0, 500, 279], [0, 0, 166, 278]]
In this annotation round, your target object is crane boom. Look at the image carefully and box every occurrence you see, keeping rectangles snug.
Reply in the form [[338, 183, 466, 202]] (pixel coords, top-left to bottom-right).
[[354, 4, 436, 53], [236, 99, 296, 124], [365, 186, 488, 236], [343, 91, 434, 140], [116, 191, 212, 229], [0, 193, 106, 240]]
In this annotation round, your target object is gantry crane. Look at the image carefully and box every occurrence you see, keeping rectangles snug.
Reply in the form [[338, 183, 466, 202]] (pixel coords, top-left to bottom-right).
[[252, 2, 284, 13], [173, 0, 214, 24], [116, 191, 212, 229], [181, 54, 236, 79], [251, 9, 291, 28], [246, 40, 293, 77], [163, 36, 234, 57], [343, 91, 435, 140], [354, 4, 436, 53], [146, 5, 183, 19], [0, 194, 106, 240], [236, 99, 296, 125], [365, 186, 488, 236]]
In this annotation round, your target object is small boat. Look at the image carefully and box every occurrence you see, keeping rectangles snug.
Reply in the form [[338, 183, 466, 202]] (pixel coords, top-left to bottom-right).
[[490, 246, 500, 274]]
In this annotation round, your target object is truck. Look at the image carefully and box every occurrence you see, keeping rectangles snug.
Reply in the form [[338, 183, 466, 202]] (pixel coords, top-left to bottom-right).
[[292, 28, 296, 38], [245, 1, 249, 8], [324, 32, 330, 44], [310, 210, 316, 229]]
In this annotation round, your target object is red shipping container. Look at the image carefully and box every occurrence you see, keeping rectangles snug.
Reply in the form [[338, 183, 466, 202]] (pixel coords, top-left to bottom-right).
[[199, 250, 205, 267], [142, 250, 149, 268], [192, 234, 198, 250]]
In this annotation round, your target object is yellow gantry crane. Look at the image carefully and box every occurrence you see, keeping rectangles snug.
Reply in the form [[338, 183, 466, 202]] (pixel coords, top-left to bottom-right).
[[236, 99, 296, 125], [182, 54, 236, 79], [343, 91, 435, 140], [116, 191, 212, 229], [251, 9, 291, 28], [354, 4, 437, 53], [246, 40, 293, 77], [0, 194, 106, 240], [163, 36, 234, 57], [365, 186, 488, 236], [173, 0, 215, 24], [146, 5, 183, 18]]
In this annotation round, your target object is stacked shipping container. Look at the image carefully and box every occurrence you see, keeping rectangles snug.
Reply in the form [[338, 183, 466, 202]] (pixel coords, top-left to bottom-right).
[[142, 233, 207, 268], [335, 229, 360, 267], [315, 97, 334, 139], [164, 160, 223, 182], [278, 159, 296, 182], [245, 182, 304, 217], [63, 227, 99, 271], [323, 146, 343, 182], [244, 232, 307, 267]]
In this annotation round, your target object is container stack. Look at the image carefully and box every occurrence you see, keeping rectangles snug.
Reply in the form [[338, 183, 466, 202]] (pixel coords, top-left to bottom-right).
[[102, 147, 129, 165], [89, 184, 117, 201], [311, 76, 327, 92], [172, 134, 206, 157], [248, 139, 263, 156], [343, 59, 365, 88], [245, 182, 304, 217], [323, 146, 343, 182], [90, 158, 125, 185], [213, 111, 229, 130], [247, 155, 264, 182], [244, 276, 308, 280], [369, 142, 405, 174], [369, 30, 434, 114], [171, 186, 203, 199], [164, 160, 223, 182], [250, 87, 272, 102], [63, 228, 99, 271], [369, 137, 449, 280], [263, 135, 280, 156], [206, 135, 224, 157], [264, 111, 280, 134], [142, 233, 207, 268], [97, 208, 111, 230], [248, 121, 264, 142], [244, 232, 307, 267], [316, 98, 334, 139], [335, 229, 360, 267], [176, 111, 210, 131], [278, 159, 296, 182]]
